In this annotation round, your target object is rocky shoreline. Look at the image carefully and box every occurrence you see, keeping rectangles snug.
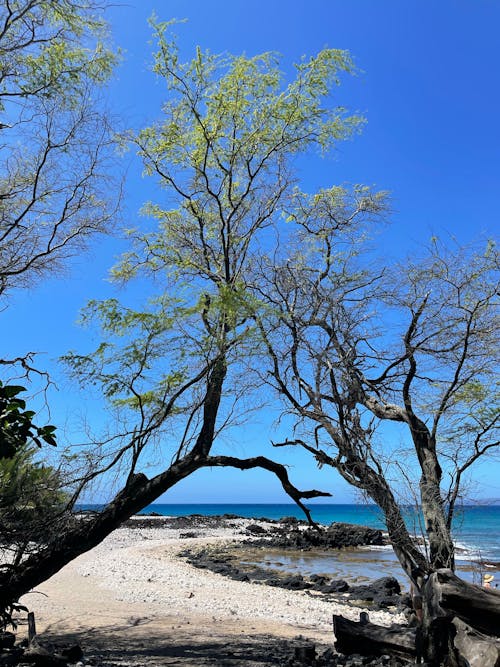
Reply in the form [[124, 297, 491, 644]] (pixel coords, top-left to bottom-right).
[[15, 514, 412, 666], [125, 513, 412, 614], [181, 543, 408, 612]]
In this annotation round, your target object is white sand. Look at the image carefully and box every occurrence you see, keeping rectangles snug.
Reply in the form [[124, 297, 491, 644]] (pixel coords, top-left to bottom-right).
[[18, 518, 403, 664]]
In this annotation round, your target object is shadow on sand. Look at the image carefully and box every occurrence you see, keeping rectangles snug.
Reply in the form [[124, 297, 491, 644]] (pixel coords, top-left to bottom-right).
[[39, 616, 321, 666]]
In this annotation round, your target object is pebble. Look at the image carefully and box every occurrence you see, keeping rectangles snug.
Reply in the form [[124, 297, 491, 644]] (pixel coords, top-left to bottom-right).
[[76, 521, 403, 634]]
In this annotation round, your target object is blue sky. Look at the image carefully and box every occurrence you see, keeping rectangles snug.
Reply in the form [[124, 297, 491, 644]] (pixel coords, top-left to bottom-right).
[[2, 1, 499, 504]]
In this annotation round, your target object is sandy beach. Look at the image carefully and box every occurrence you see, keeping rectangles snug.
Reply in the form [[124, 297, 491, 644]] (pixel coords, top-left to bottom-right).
[[17, 517, 404, 665]]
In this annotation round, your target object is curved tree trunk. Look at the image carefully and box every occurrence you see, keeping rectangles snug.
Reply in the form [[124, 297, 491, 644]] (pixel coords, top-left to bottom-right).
[[0, 357, 230, 613], [339, 455, 429, 578], [0, 460, 198, 612]]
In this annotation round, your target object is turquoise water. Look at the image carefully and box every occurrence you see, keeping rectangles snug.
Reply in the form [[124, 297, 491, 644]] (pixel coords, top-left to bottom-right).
[[80, 502, 500, 585], [141, 503, 500, 586], [112, 502, 500, 564]]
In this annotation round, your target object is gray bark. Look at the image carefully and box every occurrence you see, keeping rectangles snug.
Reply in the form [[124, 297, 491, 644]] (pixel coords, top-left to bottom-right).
[[333, 613, 416, 660]]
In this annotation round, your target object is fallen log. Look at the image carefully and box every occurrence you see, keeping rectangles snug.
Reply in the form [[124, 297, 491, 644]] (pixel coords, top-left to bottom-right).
[[425, 569, 500, 637], [332, 613, 416, 660], [452, 617, 500, 667]]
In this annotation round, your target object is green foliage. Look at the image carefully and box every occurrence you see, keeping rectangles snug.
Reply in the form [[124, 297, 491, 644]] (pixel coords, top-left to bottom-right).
[[0, 1, 119, 300], [64, 297, 192, 410], [0, 0, 117, 112], [68, 24, 365, 435], [112, 22, 363, 287], [0, 384, 68, 612], [0, 383, 57, 459], [0, 445, 67, 528], [0, 439, 68, 628]]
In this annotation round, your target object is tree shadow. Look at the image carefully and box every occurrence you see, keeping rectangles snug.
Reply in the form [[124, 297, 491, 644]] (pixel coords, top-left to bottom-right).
[[38, 617, 319, 666]]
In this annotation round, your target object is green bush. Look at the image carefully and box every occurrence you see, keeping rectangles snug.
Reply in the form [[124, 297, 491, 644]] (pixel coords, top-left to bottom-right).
[[0, 383, 68, 545]]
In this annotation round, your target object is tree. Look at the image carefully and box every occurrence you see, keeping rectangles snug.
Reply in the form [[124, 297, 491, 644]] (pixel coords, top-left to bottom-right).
[[0, 0, 119, 620], [0, 23, 359, 619], [0, 5, 120, 546], [251, 193, 499, 663], [0, 382, 65, 555], [0, 0, 118, 312], [0, 382, 68, 629]]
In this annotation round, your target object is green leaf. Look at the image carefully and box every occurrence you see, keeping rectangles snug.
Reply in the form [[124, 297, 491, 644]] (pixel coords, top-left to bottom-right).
[[1, 386, 26, 399]]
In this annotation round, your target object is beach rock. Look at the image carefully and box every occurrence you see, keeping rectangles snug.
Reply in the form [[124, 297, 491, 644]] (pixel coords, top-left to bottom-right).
[[280, 516, 301, 525], [281, 574, 312, 590], [124, 514, 236, 531], [265, 577, 283, 587], [211, 562, 233, 575], [285, 645, 412, 666], [321, 579, 350, 594], [180, 545, 405, 609], [60, 644, 84, 662], [309, 574, 350, 593], [246, 523, 268, 535], [348, 577, 402, 608], [324, 523, 385, 548], [293, 643, 316, 663], [250, 522, 385, 550]]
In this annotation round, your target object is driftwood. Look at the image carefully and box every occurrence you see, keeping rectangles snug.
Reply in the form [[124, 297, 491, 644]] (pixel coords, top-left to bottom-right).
[[333, 613, 416, 660], [425, 568, 500, 637], [420, 569, 500, 664], [333, 571, 500, 666], [452, 617, 500, 667]]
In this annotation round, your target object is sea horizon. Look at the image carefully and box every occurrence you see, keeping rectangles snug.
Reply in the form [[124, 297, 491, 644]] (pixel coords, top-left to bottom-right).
[[79, 501, 500, 567]]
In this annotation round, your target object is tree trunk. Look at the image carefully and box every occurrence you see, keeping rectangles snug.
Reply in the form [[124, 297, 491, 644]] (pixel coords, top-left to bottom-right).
[[338, 454, 429, 579], [406, 416, 455, 571], [426, 569, 500, 637], [419, 469, 455, 570], [422, 569, 500, 665], [0, 457, 201, 611], [0, 355, 230, 613], [452, 618, 500, 667]]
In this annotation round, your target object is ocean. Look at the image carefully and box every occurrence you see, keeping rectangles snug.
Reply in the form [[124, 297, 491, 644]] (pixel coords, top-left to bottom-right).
[[82, 502, 500, 586], [133, 502, 500, 561]]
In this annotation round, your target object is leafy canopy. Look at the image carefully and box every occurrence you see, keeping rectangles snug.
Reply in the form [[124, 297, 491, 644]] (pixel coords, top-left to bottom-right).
[[0, 0, 117, 111], [67, 23, 365, 455]]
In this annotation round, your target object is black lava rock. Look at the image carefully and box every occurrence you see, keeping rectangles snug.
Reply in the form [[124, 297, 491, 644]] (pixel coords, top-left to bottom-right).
[[246, 523, 268, 535], [348, 576, 402, 608]]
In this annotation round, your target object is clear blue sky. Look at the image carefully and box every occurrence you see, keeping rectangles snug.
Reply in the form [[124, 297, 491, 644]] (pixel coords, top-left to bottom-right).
[[2, 1, 499, 504]]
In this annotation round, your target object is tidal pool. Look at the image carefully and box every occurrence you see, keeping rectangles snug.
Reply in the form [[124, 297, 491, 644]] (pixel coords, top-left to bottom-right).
[[241, 546, 486, 588]]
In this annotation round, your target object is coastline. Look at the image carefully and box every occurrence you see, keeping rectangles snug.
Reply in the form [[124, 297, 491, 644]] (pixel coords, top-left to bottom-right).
[[18, 516, 405, 666], [80, 502, 500, 566]]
